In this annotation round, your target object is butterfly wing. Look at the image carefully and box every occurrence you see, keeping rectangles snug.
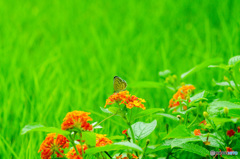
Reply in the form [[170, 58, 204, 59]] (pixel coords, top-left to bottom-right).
[[114, 76, 127, 92]]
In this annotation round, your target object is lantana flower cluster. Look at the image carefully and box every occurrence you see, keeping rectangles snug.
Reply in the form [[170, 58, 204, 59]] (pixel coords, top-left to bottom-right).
[[104, 91, 146, 110], [38, 111, 113, 159], [169, 85, 195, 110]]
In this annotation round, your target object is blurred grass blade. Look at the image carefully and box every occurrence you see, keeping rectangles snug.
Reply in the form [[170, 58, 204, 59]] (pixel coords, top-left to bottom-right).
[[21, 124, 70, 136], [181, 58, 223, 79], [0, 134, 19, 159], [129, 81, 164, 88], [134, 108, 164, 119]]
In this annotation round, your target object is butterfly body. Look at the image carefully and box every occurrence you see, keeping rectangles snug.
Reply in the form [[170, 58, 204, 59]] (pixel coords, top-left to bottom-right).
[[113, 76, 127, 93]]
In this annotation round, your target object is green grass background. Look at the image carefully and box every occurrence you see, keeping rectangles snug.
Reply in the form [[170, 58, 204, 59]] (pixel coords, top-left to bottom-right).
[[0, 0, 240, 158]]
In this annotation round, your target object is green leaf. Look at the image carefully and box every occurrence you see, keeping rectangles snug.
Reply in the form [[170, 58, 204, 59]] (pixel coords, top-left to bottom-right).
[[208, 101, 240, 117], [82, 131, 96, 147], [208, 64, 228, 70], [209, 117, 238, 125], [181, 58, 222, 79], [146, 144, 171, 154], [177, 143, 209, 157], [198, 135, 225, 148], [128, 120, 157, 140], [85, 142, 142, 154], [21, 124, 70, 136], [190, 91, 208, 102], [214, 81, 239, 87], [129, 81, 163, 88], [134, 108, 165, 119], [156, 113, 179, 121], [171, 137, 201, 148], [163, 125, 192, 139], [108, 107, 120, 114], [228, 55, 240, 66], [100, 107, 112, 114], [108, 135, 125, 140], [159, 70, 171, 78]]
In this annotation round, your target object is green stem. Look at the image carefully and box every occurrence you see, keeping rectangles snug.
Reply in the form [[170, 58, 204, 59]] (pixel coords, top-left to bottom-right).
[[104, 151, 112, 159], [55, 149, 67, 159], [79, 130, 84, 158], [187, 113, 198, 129], [142, 140, 150, 159], [69, 134, 80, 155], [94, 113, 117, 128], [230, 73, 240, 93]]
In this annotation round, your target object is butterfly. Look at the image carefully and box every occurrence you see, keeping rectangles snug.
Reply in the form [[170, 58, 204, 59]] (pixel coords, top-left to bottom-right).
[[113, 76, 127, 93]]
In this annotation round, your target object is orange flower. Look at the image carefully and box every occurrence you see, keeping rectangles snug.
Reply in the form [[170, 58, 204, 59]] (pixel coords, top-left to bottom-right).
[[237, 126, 240, 133], [105, 91, 146, 110], [96, 134, 113, 147], [66, 144, 87, 159], [199, 120, 207, 125], [194, 129, 201, 136], [227, 129, 235, 137], [169, 85, 195, 108], [226, 147, 233, 152], [61, 111, 93, 131], [116, 154, 138, 159], [38, 133, 69, 159], [122, 129, 127, 135]]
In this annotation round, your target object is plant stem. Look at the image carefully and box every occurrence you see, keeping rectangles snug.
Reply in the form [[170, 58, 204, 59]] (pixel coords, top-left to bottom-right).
[[104, 151, 112, 159], [142, 140, 150, 159], [69, 134, 80, 155], [79, 130, 84, 158], [230, 73, 240, 93], [55, 149, 67, 159], [187, 113, 198, 128], [94, 111, 119, 128]]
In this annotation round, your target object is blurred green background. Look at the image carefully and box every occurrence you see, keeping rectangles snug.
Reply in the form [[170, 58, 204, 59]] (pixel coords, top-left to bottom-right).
[[0, 0, 240, 158]]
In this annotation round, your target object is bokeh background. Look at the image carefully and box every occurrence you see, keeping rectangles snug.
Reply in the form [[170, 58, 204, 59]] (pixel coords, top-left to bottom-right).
[[0, 0, 240, 158]]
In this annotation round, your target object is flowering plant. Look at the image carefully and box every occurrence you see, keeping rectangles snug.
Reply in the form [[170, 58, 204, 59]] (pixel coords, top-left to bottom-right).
[[21, 56, 240, 158]]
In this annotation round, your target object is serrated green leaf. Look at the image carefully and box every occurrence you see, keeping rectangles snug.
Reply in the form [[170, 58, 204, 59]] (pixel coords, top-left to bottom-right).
[[82, 131, 96, 147], [21, 124, 70, 136], [171, 137, 201, 148], [128, 120, 157, 140], [177, 143, 209, 157], [190, 91, 210, 102], [85, 142, 142, 154], [146, 144, 171, 154], [198, 135, 225, 148], [209, 117, 238, 125], [163, 125, 192, 139], [208, 101, 240, 117], [134, 108, 164, 119], [156, 113, 179, 121], [228, 55, 240, 65]]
